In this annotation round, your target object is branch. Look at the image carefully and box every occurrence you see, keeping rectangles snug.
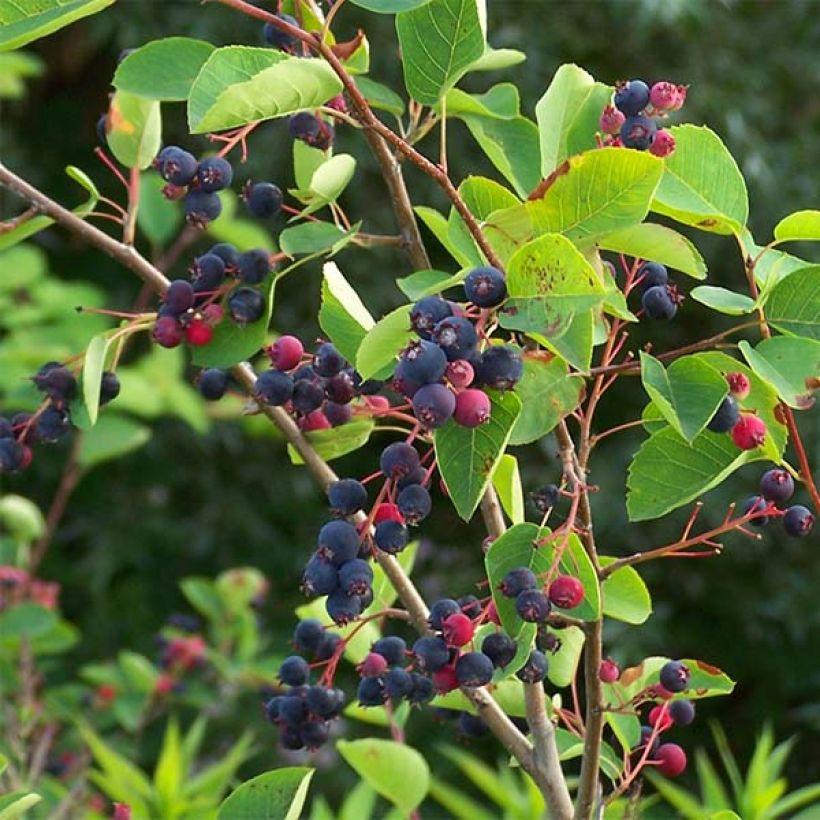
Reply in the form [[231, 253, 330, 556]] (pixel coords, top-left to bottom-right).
[[781, 404, 820, 514]]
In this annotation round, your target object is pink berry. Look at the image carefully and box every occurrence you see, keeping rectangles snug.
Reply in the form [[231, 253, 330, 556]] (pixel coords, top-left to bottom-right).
[[185, 318, 213, 347], [454, 388, 491, 427], [599, 659, 620, 683], [648, 705, 673, 731], [299, 410, 331, 431], [486, 599, 501, 626], [374, 503, 405, 525], [432, 664, 459, 693], [731, 414, 767, 450], [649, 81, 687, 112], [650, 129, 676, 158], [202, 303, 224, 324], [548, 575, 584, 609], [268, 335, 304, 370], [726, 371, 751, 401], [446, 359, 475, 390], [653, 742, 687, 777], [153, 315, 184, 348], [325, 93, 348, 114], [442, 613, 474, 647], [599, 104, 626, 135], [364, 395, 391, 413], [358, 651, 388, 678]]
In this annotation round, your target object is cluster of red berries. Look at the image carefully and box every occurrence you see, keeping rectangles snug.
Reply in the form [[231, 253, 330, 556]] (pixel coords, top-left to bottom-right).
[[0, 362, 119, 475], [0, 566, 60, 611], [743, 467, 814, 537], [599, 79, 686, 157]]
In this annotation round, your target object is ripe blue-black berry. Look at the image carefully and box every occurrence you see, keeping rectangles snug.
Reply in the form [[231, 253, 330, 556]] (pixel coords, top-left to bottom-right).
[[400, 340, 448, 386], [184, 189, 222, 226], [500, 567, 537, 598], [357, 676, 386, 707], [516, 589, 551, 622], [292, 379, 325, 415], [300, 720, 330, 749], [156, 147, 198, 186], [412, 383, 456, 428], [642, 285, 677, 320], [516, 650, 548, 683], [455, 652, 494, 687], [194, 157, 233, 192], [397, 467, 426, 491], [392, 359, 421, 398], [759, 468, 794, 503], [0, 439, 25, 473], [318, 520, 360, 565], [289, 112, 321, 141], [279, 655, 310, 686], [620, 115, 657, 150], [245, 182, 283, 218], [313, 343, 345, 378], [0, 417, 13, 438], [783, 505, 814, 537], [266, 696, 282, 723], [380, 441, 420, 480], [613, 80, 650, 116], [338, 558, 373, 596], [228, 287, 265, 325], [325, 588, 363, 624], [33, 362, 77, 402], [325, 402, 352, 427], [254, 369, 294, 406], [306, 685, 344, 717], [659, 660, 690, 693], [198, 368, 229, 401], [163, 280, 195, 315], [237, 249, 271, 285], [191, 256, 226, 298], [374, 520, 408, 554], [458, 712, 488, 738], [707, 396, 740, 433], [637, 261, 668, 291], [743, 495, 769, 527], [428, 598, 461, 630], [302, 553, 339, 596], [458, 595, 482, 620], [384, 668, 414, 699], [412, 636, 450, 672], [409, 674, 436, 705], [207, 243, 240, 271], [315, 632, 342, 661], [481, 632, 517, 668], [476, 345, 523, 390], [464, 266, 507, 308], [432, 316, 478, 361], [397, 484, 432, 525], [99, 371, 120, 405], [669, 699, 695, 726], [327, 479, 367, 516], [372, 636, 406, 666], [325, 371, 356, 404], [293, 619, 325, 654], [279, 693, 307, 724], [410, 296, 453, 339], [35, 407, 71, 443], [280, 724, 304, 750], [530, 484, 560, 513], [263, 13, 300, 51]]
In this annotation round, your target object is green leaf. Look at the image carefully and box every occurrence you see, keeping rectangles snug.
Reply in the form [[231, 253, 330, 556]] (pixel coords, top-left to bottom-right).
[[341, 32, 369, 75], [599, 558, 652, 625], [414, 205, 475, 267], [114, 38, 215, 101], [433, 678, 527, 717], [217, 768, 315, 820], [0, 495, 45, 541], [652, 124, 749, 235], [355, 306, 413, 380], [187, 47, 342, 133], [738, 337, 820, 409], [690, 286, 757, 316], [118, 651, 158, 692], [535, 63, 612, 176], [180, 578, 224, 621], [191, 276, 275, 368], [287, 418, 375, 464], [138, 171, 182, 246], [773, 209, 820, 242], [78, 414, 151, 469], [154, 719, 183, 807], [0, 0, 115, 51], [81, 333, 109, 426], [597, 222, 707, 280], [509, 353, 583, 445], [107, 90, 162, 170], [491, 453, 524, 525], [337, 739, 429, 814], [395, 0, 485, 105], [606, 711, 641, 754], [527, 311, 595, 373], [353, 76, 405, 116], [612, 656, 734, 701], [467, 46, 526, 72], [352, 0, 431, 11], [0, 50, 43, 99], [765, 265, 820, 340], [443, 83, 520, 119], [0, 603, 56, 645], [546, 624, 585, 688], [293, 140, 327, 192], [639, 352, 728, 443], [305, 154, 356, 214], [0, 793, 42, 820], [434, 389, 521, 521], [279, 221, 358, 256], [396, 269, 454, 301], [318, 261, 375, 363]]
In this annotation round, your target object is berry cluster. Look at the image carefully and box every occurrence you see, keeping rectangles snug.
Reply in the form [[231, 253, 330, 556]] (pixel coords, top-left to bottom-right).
[[356, 636, 435, 707], [635, 261, 684, 321], [152, 242, 274, 350], [0, 363, 119, 475], [706, 372, 769, 451], [500, 565, 585, 624], [599, 79, 687, 157], [0, 566, 59, 611], [743, 467, 814, 537]]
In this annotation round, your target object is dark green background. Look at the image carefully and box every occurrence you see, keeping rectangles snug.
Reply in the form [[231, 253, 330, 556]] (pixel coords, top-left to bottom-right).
[[2, 0, 819, 807]]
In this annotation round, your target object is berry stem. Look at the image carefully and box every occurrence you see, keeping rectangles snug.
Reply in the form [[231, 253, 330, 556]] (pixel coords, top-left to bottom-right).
[[123, 166, 141, 246], [781, 404, 820, 514], [212, 122, 259, 161]]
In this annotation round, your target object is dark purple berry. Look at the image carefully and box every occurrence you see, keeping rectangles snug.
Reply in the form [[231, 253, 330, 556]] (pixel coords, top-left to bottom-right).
[[374, 520, 408, 554], [412, 636, 450, 672], [228, 287, 265, 324], [306, 685, 344, 717], [254, 369, 294, 406], [638, 725, 660, 756], [783, 505, 814, 537], [164, 279, 195, 315], [516, 650, 548, 683], [743, 495, 769, 527], [516, 589, 551, 622], [357, 676, 386, 707], [380, 442, 420, 480], [325, 371, 356, 404], [35, 407, 71, 443], [412, 383, 456, 428], [325, 588, 363, 624], [338, 558, 373, 596], [707, 396, 740, 433], [410, 296, 453, 339], [400, 340, 448, 386], [384, 668, 414, 699], [637, 261, 668, 291], [263, 13, 300, 51], [315, 632, 342, 661], [530, 484, 560, 513], [659, 660, 690, 693], [481, 632, 517, 668], [99, 371, 120, 405], [476, 345, 523, 390], [455, 652, 494, 687], [191, 255, 226, 296], [428, 599, 461, 631], [198, 368, 229, 401], [458, 595, 482, 620], [266, 695, 283, 723], [432, 316, 478, 362], [318, 520, 360, 566], [0, 439, 25, 473], [669, 699, 696, 726], [397, 467, 426, 491], [184, 189, 222, 226], [458, 712, 488, 738], [292, 379, 325, 415], [313, 343, 345, 378], [194, 157, 233, 193], [327, 479, 367, 516], [237, 249, 271, 285], [294, 619, 325, 654], [620, 115, 657, 150], [613, 80, 651, 116], [300, 720, 330, 749], [464, 266, 507, 308], [279, 655, 310, 686], [500, 567, 537, 598], [397, 484, 432, 525], [289, 112, 321, 141], [245, 182, 283, 218], [156, 147, 197, 186], [280, 724, 304, 750], [372, 636, 406, 666], [0, 417, 13, 439], [392, 359, 422, 398], [33, 362, 77, 402], [642, 285, 677, 320], [759, 468, 794, 503], [302, 554, 339, 596], [279, 694, 307, 725], [152, 316, 184, 348], [325, 402, 352, 427], [409, 674, 436, 705], [206, 243, 239, 270]]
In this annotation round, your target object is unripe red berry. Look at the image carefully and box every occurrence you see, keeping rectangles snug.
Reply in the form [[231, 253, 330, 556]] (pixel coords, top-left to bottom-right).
[[731, 414, 767, 450], [648, 705, 673, 731], [154, 674, 175, 695], [649, 81, 687, 112], [364, 395, 391, 413], [325, 93, 348, 114], [268, 335, 304, 370], [649, 129, 676, 158], [374, 503, 405, 525], [454, 388, 491, 427], [299, 410, 331, 431], [548, 575, 585, 609], [432, 664, 459, 693], [654, 742, 687, 777], [726, 371, 751, 400], [442, 613, 474, 647], [599, 658, 620, 683], [185, 318, 213, 346], [486, 599, 501, 626], [202, 303, 224, 324], [446, 359, 475, 390], [358, 651, 388, 678], [153, 315, 184, 348], [599, 104, 626, 135]]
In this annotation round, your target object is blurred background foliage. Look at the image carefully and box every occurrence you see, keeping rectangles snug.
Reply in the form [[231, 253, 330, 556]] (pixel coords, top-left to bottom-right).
[[1, 0, 819, 811]]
